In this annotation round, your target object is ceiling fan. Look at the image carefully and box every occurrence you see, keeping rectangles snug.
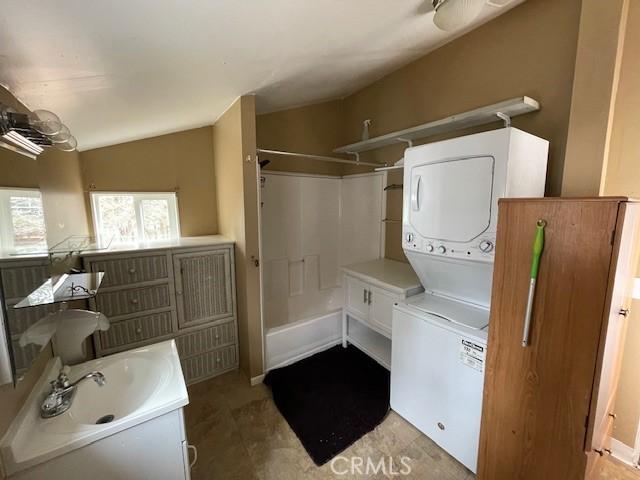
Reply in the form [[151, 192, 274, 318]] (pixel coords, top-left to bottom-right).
[[431, 0, 513, 31]]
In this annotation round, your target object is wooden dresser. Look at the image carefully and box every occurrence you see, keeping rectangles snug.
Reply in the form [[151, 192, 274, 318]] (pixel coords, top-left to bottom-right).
[[82, 236, 238, 385]]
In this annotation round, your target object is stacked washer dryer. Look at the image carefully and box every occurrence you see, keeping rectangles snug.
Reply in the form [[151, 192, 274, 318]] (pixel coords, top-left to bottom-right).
[[390, 127, 549, 473]]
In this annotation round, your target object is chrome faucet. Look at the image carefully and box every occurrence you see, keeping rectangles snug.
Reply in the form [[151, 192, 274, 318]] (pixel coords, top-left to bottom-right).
[[41, 367, 106, 418]]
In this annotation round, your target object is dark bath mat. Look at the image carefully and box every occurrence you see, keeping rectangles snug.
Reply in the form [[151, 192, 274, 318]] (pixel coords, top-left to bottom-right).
[[264, 345, 390, 466]]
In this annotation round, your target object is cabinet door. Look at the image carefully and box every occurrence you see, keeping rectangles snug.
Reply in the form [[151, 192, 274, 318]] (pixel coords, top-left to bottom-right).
[[588, 203, 640, 459], [369, 285, 396, 337], [174, 249, 234, 329], [478, 199, 619, 480], [345, 275, 370, 320]]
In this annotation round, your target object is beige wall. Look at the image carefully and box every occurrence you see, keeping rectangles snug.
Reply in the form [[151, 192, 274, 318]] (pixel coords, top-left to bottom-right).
[[80, 127, 217, 237], [257, 100, 347, 176], [258, 0, 583, 261], [562, 0, 630, 197], [213, 96, 263, 379], [602, 0, 640, 449]]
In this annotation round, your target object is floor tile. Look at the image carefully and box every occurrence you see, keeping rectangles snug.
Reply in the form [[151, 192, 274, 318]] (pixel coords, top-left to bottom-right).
[[185, 368, 637, 480]]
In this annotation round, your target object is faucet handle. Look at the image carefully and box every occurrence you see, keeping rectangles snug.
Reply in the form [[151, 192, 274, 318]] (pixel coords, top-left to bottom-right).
[[42, 391, 62, 411], [56, 366, 72, 388]]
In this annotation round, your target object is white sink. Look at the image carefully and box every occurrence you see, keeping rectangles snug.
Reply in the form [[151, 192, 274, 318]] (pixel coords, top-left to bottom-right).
[[0, 340, 188, 476]]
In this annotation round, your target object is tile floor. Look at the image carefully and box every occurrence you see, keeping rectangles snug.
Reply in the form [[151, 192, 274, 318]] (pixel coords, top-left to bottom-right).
[[184, 368, 640, 480]]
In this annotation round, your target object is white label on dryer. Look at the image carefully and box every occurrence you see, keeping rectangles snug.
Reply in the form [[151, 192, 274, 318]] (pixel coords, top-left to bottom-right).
[[460, 339, 485, 372]]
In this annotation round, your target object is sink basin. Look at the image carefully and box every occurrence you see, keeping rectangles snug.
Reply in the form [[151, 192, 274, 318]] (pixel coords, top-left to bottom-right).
[[68, 356, 167, 426], [0, 340, 188, 476]]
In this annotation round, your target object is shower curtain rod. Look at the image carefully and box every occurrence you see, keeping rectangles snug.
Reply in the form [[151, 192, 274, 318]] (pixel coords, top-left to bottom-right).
[[256, 148, 382, 167]]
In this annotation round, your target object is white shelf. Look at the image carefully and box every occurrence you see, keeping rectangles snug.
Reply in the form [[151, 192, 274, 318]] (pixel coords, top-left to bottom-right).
[[347, 316, 391, 370], [374, 165, 404, 172], [334, 96, 539, 154]]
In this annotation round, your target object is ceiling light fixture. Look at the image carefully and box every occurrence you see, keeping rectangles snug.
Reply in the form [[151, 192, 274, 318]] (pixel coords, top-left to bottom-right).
[[2, 130, 44, 155], [0, 104, 77, 158], [432, 0, 486, 31]]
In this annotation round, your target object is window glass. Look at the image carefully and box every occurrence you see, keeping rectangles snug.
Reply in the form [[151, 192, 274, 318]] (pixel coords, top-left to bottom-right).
[[141, 199, 171, 241], [96, 195, 137, 244], [0, 189, 47, 253], [91, 192, 179, 245]]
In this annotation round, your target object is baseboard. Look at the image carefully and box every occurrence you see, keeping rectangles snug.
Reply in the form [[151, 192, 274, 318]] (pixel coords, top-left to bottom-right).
[[610, 437, 637, 467], [250, 374, 265, 386], [265, 310, 342, 371]]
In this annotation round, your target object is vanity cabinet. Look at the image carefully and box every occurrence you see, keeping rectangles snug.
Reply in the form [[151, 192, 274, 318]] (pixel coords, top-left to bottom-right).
[[342, 259, 422, 368], [10, 409, 192, 480], [83, 237, 238, 385]]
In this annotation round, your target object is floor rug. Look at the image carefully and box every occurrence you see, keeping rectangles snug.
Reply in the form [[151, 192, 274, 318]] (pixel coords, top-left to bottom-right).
[[264, 345, 390, 466]]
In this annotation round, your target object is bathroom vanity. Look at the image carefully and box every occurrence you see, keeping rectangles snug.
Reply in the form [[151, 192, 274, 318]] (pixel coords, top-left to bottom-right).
[[0, 340, 192, 479]]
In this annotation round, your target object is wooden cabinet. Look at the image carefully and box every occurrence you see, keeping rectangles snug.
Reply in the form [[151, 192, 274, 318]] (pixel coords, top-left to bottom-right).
[[478, 198, 640, 480]]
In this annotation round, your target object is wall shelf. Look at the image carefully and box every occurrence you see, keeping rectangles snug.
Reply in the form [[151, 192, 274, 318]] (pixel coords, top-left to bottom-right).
[[334, 96, 540, 155]]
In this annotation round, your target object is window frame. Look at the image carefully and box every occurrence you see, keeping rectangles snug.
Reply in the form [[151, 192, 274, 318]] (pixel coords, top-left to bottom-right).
[[0, 187, 47, 252], [90, 191, 181, 245]]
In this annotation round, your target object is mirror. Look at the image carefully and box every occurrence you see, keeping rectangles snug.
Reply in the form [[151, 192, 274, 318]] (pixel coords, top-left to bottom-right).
[[0, 86, 91, 385], [0, 256, 101, 384]]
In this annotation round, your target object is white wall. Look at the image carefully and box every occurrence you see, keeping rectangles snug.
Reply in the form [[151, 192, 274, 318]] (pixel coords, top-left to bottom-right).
[[260, 171, 385, 330]]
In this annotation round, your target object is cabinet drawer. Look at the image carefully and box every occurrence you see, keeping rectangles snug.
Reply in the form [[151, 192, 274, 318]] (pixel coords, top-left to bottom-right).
[[1, 264, 50, 300], [99, 310, 175, 351], [180, 344, 237, 384], [7, 303, 59, 335], [96, 283, 172, 317], [10, 339, 41, 377], [175, 321, 236, 357], [86, 254, 169, 288]]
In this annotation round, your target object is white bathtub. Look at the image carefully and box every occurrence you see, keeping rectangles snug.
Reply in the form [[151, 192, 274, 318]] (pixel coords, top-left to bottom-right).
[[265, 309, 342, 371]]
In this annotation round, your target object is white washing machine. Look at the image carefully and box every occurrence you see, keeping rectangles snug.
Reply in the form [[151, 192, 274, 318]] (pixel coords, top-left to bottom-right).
[[390, 127, 549, 473]]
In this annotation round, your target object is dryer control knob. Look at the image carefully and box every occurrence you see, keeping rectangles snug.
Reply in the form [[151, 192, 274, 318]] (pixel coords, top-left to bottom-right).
[[437, 245, 446, 254], [426, 244, 434, 253], [406, 233, 414, 243], [479, 240, 494, 253]]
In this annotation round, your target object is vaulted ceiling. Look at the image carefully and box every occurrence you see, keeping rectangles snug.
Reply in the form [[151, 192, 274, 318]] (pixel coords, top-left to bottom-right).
[[1, 0, 523, 150]]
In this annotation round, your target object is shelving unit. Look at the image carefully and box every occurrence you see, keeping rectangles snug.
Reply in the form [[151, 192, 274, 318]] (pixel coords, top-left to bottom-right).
[[256, 148, 382, 167], [334, 96, 539, 155]]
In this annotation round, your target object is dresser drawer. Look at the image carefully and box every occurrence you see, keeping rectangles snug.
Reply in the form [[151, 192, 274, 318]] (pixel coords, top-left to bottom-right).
[[86, 253, 170, 288], [180, 344, 237, 384], [1, 264, 50, 300], [7, 303, 59, 335], [175, 321, 236, 357], [99, 310, 176, 351], [96, 283, 172, 317]]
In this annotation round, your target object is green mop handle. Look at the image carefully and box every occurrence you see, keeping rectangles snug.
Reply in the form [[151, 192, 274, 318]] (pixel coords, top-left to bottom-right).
[[522, 219, 546, 347]]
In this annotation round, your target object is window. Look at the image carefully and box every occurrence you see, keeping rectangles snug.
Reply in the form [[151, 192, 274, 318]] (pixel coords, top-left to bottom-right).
[[91, 192, 180, 245], [0, 188, 47, 253]]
